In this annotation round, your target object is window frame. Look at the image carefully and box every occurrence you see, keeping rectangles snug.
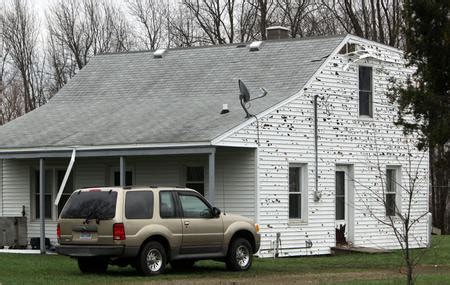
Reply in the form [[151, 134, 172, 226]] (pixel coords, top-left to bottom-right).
[[385, 166, 402, 217], [110, 167, 135, 187], [184, 166, 205, 196], [358, 65, 374, 118], [175, 191, 215, 219], [159, 190, 180, 219], [31, 167, 75, 221], [288, 163, 308, 223], [124, 191, 154, 220]]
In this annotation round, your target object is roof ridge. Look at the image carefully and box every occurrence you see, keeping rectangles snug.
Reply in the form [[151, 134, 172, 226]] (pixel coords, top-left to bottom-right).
[[97, 33, 348, 57]]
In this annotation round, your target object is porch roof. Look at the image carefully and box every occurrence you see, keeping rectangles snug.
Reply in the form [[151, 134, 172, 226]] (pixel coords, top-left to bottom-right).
[[0, 35, 345, 152]]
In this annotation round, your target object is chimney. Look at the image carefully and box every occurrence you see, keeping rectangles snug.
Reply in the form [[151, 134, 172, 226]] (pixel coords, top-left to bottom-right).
[[266, 26, 290, 40]]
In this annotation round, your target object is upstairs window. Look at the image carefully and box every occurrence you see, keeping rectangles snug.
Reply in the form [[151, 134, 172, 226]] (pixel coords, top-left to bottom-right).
[[359, 66, 373, 117]]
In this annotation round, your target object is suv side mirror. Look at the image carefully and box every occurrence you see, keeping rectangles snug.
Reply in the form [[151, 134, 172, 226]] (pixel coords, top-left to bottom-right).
[[212, 207, 221, 218]]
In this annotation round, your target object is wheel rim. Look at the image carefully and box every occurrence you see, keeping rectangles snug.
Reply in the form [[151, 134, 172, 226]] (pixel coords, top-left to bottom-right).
[[146, 248, 163, 272], [236, 245, 250, 268]]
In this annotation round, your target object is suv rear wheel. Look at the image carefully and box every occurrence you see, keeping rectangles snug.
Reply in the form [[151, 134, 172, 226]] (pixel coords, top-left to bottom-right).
[[137, 241, 167, 276], [226, 238, 253, 271], [77, 257, 108, 274]]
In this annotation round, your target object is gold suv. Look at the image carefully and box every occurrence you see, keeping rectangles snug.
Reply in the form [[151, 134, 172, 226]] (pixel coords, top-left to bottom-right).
[[56, 186, 260, 275]]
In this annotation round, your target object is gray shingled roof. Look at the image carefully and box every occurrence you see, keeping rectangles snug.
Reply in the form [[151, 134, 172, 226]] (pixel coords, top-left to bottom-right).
[[0, 35, 345, 149]]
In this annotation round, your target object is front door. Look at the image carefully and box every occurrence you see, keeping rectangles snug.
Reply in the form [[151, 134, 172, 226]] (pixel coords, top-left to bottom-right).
[[335, 166, 352, 245], [177, 192, 223, 254]]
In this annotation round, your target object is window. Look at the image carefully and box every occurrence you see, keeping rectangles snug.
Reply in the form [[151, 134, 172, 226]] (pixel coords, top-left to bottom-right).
[[57, 170, 74, 215], [125, 191, 154, 219], [33, 168, 75, 220], [289, 165, 307, 220], [160, 192, 177, 218], [114, 171, 133, 186], [335, 171, 345, 220], [34, 170, 53, 219], [359, 66, 373, 117], [185, 166, 204, 195], [61, 191, 117, 219], [179, 193, 212, 218], [386, 168, 399, 216]]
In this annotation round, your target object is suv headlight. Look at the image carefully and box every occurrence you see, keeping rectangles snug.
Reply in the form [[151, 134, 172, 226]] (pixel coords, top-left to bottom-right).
[[255, 223, 260, 233]]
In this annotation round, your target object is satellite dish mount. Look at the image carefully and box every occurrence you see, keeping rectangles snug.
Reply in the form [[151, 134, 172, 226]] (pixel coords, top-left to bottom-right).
[[238, 79, 267, 118]]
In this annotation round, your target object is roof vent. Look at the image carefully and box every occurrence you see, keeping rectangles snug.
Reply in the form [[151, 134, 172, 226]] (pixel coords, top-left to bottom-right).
[[249, 41, 263, 52], [220, 104, 230, 114], [153, 48, 167, 58], [266, 26, 290, 40]]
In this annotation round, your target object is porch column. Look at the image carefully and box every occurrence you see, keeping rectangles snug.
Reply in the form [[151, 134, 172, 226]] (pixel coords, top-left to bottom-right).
[[208, 150, 216, 204], [120, 156, 126, 187], [39, 158, 46, 254]]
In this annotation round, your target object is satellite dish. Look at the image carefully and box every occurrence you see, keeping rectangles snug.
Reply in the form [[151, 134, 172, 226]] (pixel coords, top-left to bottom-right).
[[239, 79, 251, 103], [238, 79, 268, 118]]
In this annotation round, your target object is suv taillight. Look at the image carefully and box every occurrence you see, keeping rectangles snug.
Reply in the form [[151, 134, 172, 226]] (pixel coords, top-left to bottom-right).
[[57, 224, 61, 240], [113, 223, 126, 240]]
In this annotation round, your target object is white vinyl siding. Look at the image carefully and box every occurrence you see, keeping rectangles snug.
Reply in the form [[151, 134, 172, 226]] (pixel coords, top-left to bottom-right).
[[217, 37, 429, 256]]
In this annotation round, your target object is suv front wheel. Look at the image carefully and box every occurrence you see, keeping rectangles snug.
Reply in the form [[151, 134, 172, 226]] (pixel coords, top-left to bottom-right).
[[137, 241, 167, 276], [226, 238, 253, 271]]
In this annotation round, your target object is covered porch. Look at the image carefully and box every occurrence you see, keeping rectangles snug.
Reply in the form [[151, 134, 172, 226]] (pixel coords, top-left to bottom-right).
[[0, 146, 257, 253]]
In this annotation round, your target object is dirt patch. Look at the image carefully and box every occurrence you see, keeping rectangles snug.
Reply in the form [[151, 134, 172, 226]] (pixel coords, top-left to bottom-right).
[[123, 265, 450, 285]]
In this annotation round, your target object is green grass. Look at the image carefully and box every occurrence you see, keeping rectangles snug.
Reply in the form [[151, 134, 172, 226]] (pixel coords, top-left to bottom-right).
[[0, 236, 449, 285]]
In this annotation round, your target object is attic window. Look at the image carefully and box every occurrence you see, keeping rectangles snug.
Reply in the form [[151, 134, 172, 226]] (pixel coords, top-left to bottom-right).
[[339, 43, 357, 54]]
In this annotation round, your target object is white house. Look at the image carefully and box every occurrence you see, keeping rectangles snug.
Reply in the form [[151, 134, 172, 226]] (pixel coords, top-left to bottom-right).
[[0, 31, 430, 256]]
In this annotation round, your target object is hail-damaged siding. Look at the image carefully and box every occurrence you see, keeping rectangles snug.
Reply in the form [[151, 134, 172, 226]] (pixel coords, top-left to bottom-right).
[[215, 36, 429, 256]]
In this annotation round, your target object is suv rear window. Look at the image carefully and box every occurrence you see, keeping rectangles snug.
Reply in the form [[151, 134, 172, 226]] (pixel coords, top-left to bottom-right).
[[61, 191, 117, 219], [125, 191, 154, 219]]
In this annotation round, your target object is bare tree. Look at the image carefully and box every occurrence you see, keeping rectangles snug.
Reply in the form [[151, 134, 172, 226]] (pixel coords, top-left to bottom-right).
[[183, 0, 243, 44], [167, 4, 204, 47], [320, 0, 403, 47], [127, 0, 168, 50], [2, 0, 44, 113], [236, 0, 259, 42], [353, 142, 429, 285]]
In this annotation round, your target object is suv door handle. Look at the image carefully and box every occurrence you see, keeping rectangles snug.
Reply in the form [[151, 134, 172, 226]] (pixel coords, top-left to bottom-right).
[[184, 221, 190, 226]]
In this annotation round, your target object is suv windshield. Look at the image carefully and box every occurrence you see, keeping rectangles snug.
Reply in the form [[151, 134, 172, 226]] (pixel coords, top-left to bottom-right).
[[61, 191, 117, 219]]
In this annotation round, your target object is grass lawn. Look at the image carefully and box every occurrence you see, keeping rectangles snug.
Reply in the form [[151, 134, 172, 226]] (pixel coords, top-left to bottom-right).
[[0, 236, 449, 285]]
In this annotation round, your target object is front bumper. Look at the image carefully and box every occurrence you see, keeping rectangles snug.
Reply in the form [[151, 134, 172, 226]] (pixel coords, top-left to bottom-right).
[[56, 245, 125, 257]]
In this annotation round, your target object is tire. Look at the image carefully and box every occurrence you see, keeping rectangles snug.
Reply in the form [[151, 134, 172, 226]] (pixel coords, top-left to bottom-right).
[[77, 257, 108, 274], [170, 259, 195, 271], [137, 241, 167, 276], [226, 238, 253, 271]]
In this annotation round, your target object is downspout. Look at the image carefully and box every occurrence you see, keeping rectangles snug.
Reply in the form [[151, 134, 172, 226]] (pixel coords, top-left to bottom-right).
[[314, 95, 321, 202]]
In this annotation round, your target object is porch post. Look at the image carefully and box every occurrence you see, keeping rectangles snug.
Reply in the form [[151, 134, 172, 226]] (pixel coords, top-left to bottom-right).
[[120, 156, 126, 187], [39, 158, 46, 254], [208, 150, 216, 204]]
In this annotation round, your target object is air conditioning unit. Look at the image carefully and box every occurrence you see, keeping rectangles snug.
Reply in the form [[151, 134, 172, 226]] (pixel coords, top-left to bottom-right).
[[0, 217, 28, 249]]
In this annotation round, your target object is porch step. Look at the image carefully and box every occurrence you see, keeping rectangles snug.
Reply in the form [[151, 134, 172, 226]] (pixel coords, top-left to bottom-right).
[[331, 246, 392, 255]]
